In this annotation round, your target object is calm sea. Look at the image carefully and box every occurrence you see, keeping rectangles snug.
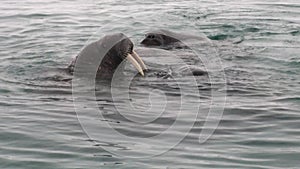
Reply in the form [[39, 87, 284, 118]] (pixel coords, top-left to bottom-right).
[[0, 0, 300, 168]]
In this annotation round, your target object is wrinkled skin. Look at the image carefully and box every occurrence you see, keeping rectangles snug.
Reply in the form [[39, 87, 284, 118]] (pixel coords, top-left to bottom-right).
[[68, 33, 135, 79]]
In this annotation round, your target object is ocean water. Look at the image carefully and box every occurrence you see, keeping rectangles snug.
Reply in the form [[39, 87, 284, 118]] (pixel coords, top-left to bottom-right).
[[0, 0, 300, 168]]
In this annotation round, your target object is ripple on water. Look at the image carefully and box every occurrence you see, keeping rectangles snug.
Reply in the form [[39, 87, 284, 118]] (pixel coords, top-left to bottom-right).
[[0, 0, 300, 168]]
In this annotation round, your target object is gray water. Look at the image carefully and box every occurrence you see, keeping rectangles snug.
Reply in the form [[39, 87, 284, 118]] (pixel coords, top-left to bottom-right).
[[1, 0, 300, 168]]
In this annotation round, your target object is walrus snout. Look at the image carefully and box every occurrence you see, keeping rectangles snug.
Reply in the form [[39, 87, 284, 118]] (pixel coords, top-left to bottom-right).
[[140, 30, 183, 48], [117, 38, 134, 58], [118, 38, 148, 75], [141, 33, 163, 46]]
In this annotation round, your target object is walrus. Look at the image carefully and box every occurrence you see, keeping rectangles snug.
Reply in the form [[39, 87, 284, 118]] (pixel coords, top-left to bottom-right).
[[140, 29, 208, 76], [140, 29, 207, 49], [68, 33, 147, 79]]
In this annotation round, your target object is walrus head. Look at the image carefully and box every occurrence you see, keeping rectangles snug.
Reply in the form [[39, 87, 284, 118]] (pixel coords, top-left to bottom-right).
[[69, 33, 147, 78], [140, 30, 181, 47], [101, 34, 147, 77]]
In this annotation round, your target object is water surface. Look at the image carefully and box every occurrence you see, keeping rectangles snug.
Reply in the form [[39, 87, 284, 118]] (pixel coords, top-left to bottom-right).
[[0, 0, 300, 168]]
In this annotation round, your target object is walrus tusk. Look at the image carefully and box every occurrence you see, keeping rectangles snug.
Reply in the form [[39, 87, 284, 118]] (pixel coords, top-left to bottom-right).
[[127, 53, 144, 76], [132, 50, 147, 71]]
